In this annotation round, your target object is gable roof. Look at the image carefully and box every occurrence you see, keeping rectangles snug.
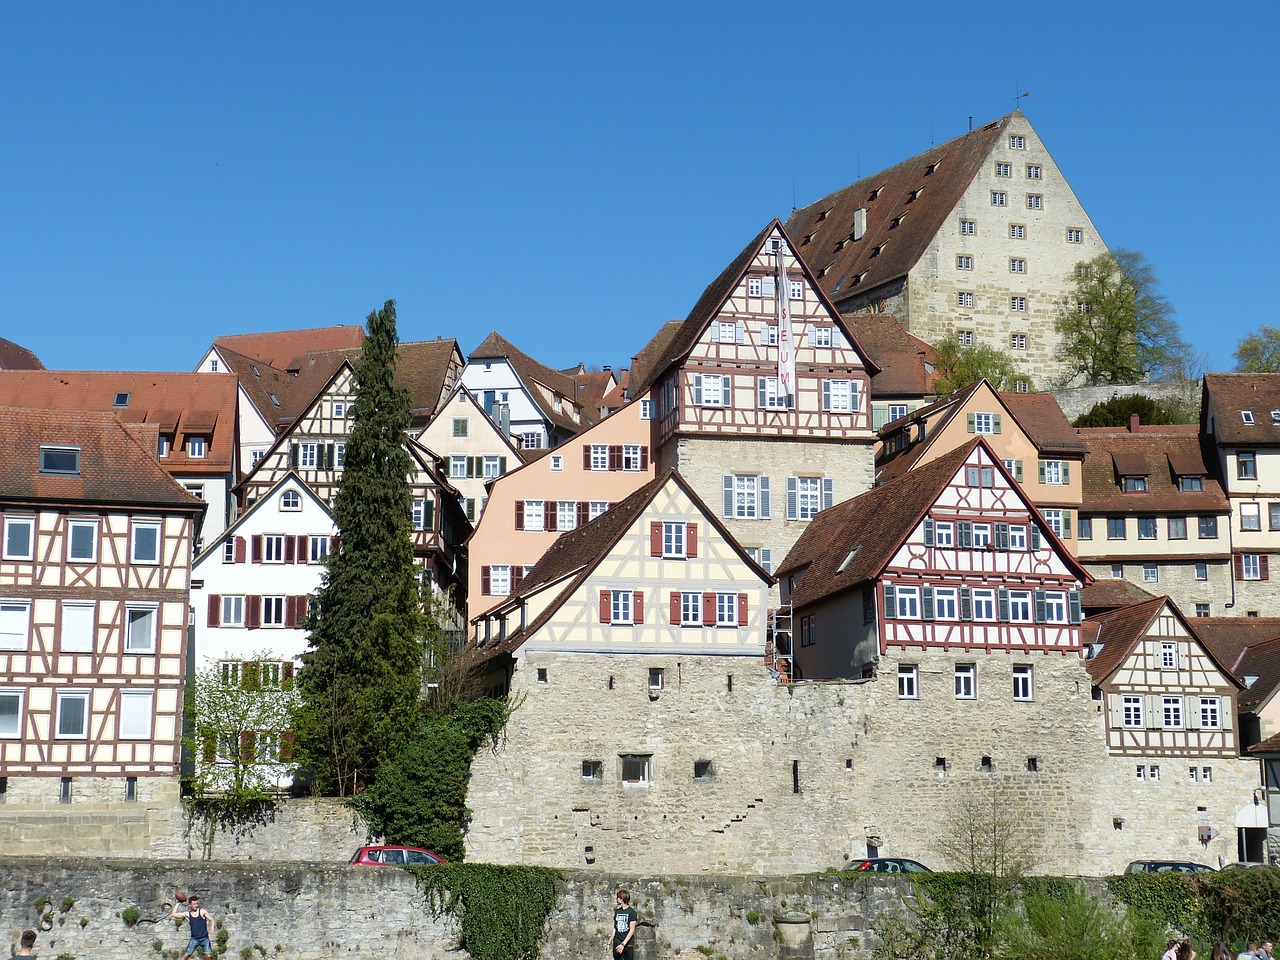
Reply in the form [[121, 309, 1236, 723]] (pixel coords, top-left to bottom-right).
[[1079, 578, 1158, 614], [1235, 637, 1280, 712], [844, 313, 939, 398], [1077, 428, 1227, 516], [468, 332, 583, 435], [208, 344, 297, 428], [0, 338, 44, 370], [213, 325, 365, 369], [421, 384, 526, 462], [1193, 617, 1280, 677], [1084, 597, 1244, 689], [628, 220, 878, 397], [0, 407, 205, 512], [629, 320, 683, 398], [194, 470, 332, 565], [1203, 373, 1280, 446], [785, 113, 1014, 305], [999, 392, 1084, 455]]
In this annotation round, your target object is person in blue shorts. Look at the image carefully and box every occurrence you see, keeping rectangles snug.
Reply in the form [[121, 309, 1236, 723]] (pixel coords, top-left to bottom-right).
[[171, 895, 218, 959]]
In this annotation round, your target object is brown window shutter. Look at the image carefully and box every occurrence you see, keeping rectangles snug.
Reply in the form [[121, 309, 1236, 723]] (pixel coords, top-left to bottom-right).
[[512, 566, 524, 590], [670, 592, 681, 623], [515, 501, 525, 531], [577, 501, 589, 525], [640, 446, 649, 470], [296, 535, 308, 562], [202, 730, 216, 763], [284, 596, 298, 628], [247, 595, 262, 628], [633, 591, 644, 624], [330, 535, 340, 554], [235, 537, 246, 563], [240, 731, 257, 764], [583, 444, 592, 470], [599, 590, 612, 623], [546, 501, 557, 524], [703, 592, 716, 624], [650, 521, 663, 556], [1235, 554, 1245, 581], [481, 566, 491, 595], [687, 523, 698, 557], [279, 731, 296, 762], [737, 593, 748, 625], [608, 445, 622, 471], [284, 536, 296, 564], [1264, 554, 1271, 581], [282, 661, 295, 690], [207, 595, 221, 627], [252, 535, 263, 562]]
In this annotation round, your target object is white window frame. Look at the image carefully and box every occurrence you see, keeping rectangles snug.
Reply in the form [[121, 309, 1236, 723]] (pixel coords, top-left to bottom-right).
[[60, 601, 96, 653], [56, 690, 90, 739], [263, 534, 286, 563], [262, 596, 285, 627], [898, 665, 919, 700], [1008, 591, 1032, 622], [589, 501, 609, 520], [1244, 553, 1262, 580], [483, 455, 501, 479], [4, 516, 35, 561], [125, 605, 157, 654], [1160, 641, 1179, 670], [66, 519, 98, 563], [550, 455, 564, 472], [822, 379, 859, 413], [1010, 135, 1025, 149], [795, 477, 822, 521], [1066, 228, 1083, 243], [956, 255, 974, 270], [959, 219, 976, 235], [1143, 564, 1159, 583], [1200, 697, 1222, 730], [1122, 695, 1144, 728], [489, 565, 511, 597], [972, 412, 994, 434], [118, 691, 154, 740], [662, 522, 687, 558], [523, 500, 545, 532], [590, 445, 609, 471], [1012, 664, 1034, 702], [221, 595, 246, 627], [309, 536, 329, 563], [680, 592, 702, 626], [972, 590, 996, 621], [1044, 593, 1067, 623], [1027, 194, 1043, 210], [934, 587, 958, 620], [1027, 164, 1042, 179], [0, 600, 32, 651], [557, 501, 577, 532], [131, 521, 161, 565], [1009, 525, 1028, 550], [958, 291, 975, 307], [0, 689, 23, 738], [187, 436, 207, 458], [693, 374, 731, 408], [732, 475, 760, 519], [450, 456, 467, 479], [280, 490, 302, 512], [611, 590, 634, 625], [1010, 298, 1027, 313], [622, 445, 643, 471], [991, 191, 1007, 206], [1009, 258, 1026, 273], [811, 325, 833, 347], [1162, 696, 1184, 729], [299, 443, 318, 468], [1009, 223, 1025, 239], [934, 522, 954, 547], [895, 586, 920, 619], [716, 593, 738, 627], [758, 376, 790, 410], [955, 664, 977, 700]]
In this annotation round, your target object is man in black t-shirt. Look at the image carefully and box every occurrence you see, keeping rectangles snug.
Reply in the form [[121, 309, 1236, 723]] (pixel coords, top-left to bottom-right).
[[609, 888, 637, 958]]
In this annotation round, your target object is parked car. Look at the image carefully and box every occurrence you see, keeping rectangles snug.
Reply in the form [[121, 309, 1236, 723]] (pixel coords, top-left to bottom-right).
[[350, 845, 446, 866], [843, 858, 931, 874], [1123, 860, 1213, 874], [1220, 861, 1267, 870]]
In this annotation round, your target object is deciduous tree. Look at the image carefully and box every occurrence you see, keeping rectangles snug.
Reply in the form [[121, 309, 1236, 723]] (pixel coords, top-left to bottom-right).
[[1234, 326, 1280, 373], [933, 339, 1022, 394]]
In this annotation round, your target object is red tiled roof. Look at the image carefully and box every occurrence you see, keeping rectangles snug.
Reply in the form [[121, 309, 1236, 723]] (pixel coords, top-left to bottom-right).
[[999, 392, 1085, 455], [0, 407, 205, 512], [214, 325, 364, 369], [785, 114, 1013, 307], [1194, 618, 1280, 676], [1204, 373, 1280, 446], [1236, 637, 1280, 712], [1083, 597, 1169, 683], [1249, 730, 1280, 754], [1079, 579, 1157, 613], [1078, 430, 1227, 516], [844, 313, 939, 397], [0, 338, 44, 370], [208, 345, 296, 427]]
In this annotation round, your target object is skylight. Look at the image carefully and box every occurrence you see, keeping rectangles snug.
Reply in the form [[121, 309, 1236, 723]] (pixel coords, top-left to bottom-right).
[[113, 392, 130, 408], [1242, 411, 1255, 424], [40, 445, 80, 475]]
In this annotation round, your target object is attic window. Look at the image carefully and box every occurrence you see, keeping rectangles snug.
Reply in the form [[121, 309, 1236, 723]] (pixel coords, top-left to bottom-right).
[[1272, 411, 1280, 424], [868, 186, 882, 201], [926, 161, 940, 175], [817, 266, 829, 279], [113, 392, 130, 408], [269, 393, 280, 406], [251, 365, 261, 377], [909, 188, 923, 202], [832, 275, 847, 294], [40, 445, 81, 476], [891, 215, 905, 228], [1242, 411, 1255, 424], [817, 208, 831, 222], [870, 244, 884, 258], [802, 233, 815, 245], [836, 546, 861, 573]]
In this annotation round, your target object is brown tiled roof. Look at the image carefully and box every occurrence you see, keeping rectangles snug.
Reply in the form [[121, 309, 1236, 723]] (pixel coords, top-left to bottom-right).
[[469, 332, 583, 434], [999, 393, 1085, 455], [0, 371, 238, 475], [844, 313, 939, 397], [1236, 637, 1280, 712], [1084, 597, 1168, 683], [874, 381, 986, 483], [0, 338, 44, 370], [1194, 618, 1280, 677], [0, 407, 205, 512], [627, 220, 878, 398], [394, 339, 462, 421], [599, 370, 630, 412], [571, 369, 619, 421], [785, 114, 1012, 307], [214, 325, 364, 369], [275, 349, 359, 424], [1078, 430, 1227, 516], [209, 345, 295, 427], [1080, 579, 1158, 613], [1204, 373, 1280, 446], [1249, 730, 1280, 754]]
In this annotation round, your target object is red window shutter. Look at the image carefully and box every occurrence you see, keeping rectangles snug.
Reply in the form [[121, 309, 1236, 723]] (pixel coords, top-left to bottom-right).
[[737, 593, 748, 625], [670, 592, 681, 623], [207, 595, 221, 627], [1264, 555, 1271, 581], [247, 595, 262, 628], [640, 446, 649, 470], [687, 523, 698, 557], [577, 501, 589, 525], [599, 590, 612, 623], [240, 731, 257, 763], [1235, 554, 1245, 581], [296, 535, 308, 562], [284, 597, 298, 628], [583, 444, 592, 470], [252, 535, 263, 562], [331, 535, 340, 554], [512, 566, 524, 589], [235, 537, 246, 563], [703, 592, 716, 624], [546, 501, 557, 524], [634, 591, 644, 624], [608, 445, 622, 471], [481, 566, 491, 595], [284, 536, 296, 564], [279, 731, 296, 762], [515, 501, 525, 531], [650, 522, 662, 556]]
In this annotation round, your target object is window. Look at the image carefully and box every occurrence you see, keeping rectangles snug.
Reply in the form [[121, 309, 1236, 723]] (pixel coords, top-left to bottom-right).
[[1160, 641, 1179, 669], [972, 589, 996, 620], [611, 590, 634, 625], [716, 320, 738, 342], [3, 517, 34, 560], [1196, 603, 1211, 617], [187, 436, 207, 458], [1008, 525, 1028, 550], [1010, 298, 1027, 313], [1122, 475, 1147, 492], [1027, 194, 1043, 209], [1195, 562, 1208, 581], [1043, 592, 1067, 623], [40, 445, 81, 475], [1009, 223, 1025, 239], [956, 255, 973, 270], [693, 760, 714, 780], [662, 522, 686, 557], [0, 690, 21, 738], [60, 601, 95, 652], [680, 592, 703, 626], [1008, 591, 1032, 622], [955, 664, 976, 700], [725, 474, 768, 520], [582, 760, 603, 781], [0, 601, 31, 651], [1012, 665, 1034, 701], [556, 501, 577, 532], [957, 330, 974, 345], [716, 593, 739, 626], [821, 379, 859, 413], [622, 445, 644, 471], [483, 455, 502, 479], [1078, 516, 1093, 539], [589, 445, 609, 472], [262, 534, 285, 562], [1242, 503, 1262, 531], [131, 521, 160, 565], [158, 435, 171, 458], [1122, 695, 1144, 728], [971, 523, 991, 547], [1009, 258, 1026, 273], [1200, 697, 1222, 729], [791, 476, 828, 521], [1010, 333, 1027, 349], [934, 521, 954, 547], [1168, 517, 1187, 540], [957, 291, 975, 307], [450, 456, 467, 479], [550, 455, 563, 472], [520, 433, 543, 450], [1010, 135, 1025, 149], [125, 607, 156, 653], [1107, 517, 1127, 540], [1243, 553, 1262, 580], [888, 403, 908, 422], [1181, 476, 1205, 492], [898, 665, 919, 700], [66, 519, 97, 562], [959, 219, 976, 235], [640, 399, 654, 420], [620, 755, 651, 785], [1027, 164, 1042, 179], [1271, 503, 1280, 530], [488, 565, 511, 596], [991, 191, 1007, 206], [56, 691, 89, 738], [1110, 564, 1124, 579], [693, 374, 731, 407], [309, 536, 329, 563], [1239, 451, 1257, 479], [973, 412, 995, 434], [262, 597, 285, 627], [523, 500, 545, 532], [1143, 564, 1159, 583], [1199, 516, 1219, 538], [810, 325, 833, 348], [220, 595, 245, 627], [760, 323, 778, 345], [589, 501, 609, 520], [452, 417, 468, 438], [1138, 516, 1157, 539], [1066, 228, 1083, 243], [995, 161, 1012, 177], [1243, 410, 1256, 424], [895, 586, 920, 619], [648, 668, 664, 691], [1162, 696, 1184, 729], [118, 691, 153, 740]]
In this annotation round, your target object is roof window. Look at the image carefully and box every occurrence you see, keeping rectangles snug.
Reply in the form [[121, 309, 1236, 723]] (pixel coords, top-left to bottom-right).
[[251, 365, 261, 377], [1242, 410, 1255, 424], [113, 392, 130, 408], [268, 393, 280, 406], [40, 445, 81, 476], [817, 208, 831, 222], [1271, 410, 1280, 424]]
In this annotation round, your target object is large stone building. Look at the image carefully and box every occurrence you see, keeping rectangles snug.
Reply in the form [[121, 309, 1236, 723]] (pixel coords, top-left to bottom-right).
[[785, 111, 1109, 386]]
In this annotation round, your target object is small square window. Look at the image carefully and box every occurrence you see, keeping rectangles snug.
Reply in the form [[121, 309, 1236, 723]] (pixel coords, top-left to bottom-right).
[[537, 668, 548, 683], [1027, 194, 1043, 210], [1026, 164, 1042, 179], [957, 330, 974, 346], [620, 754, 651, 785], [550, 455, 563, 472], [956, 255, 973, 270], [995, 162, 1012, 177], [1009, 223, 1025, 239], [991, 191, 1007, 206], [648, 668, 664, 690], [582, 760, 603, 780], [959, 219, 976, 235], [693, 760, 714, 780], [1010, 297, 1027, 313], [1009, 258, 1026, 273], [958, 291, 974, 308], [1066, 228, 1083, 243], [452, 417, 468, 437], [1010, 135, 1025, 149], [954, 664, 977, 700]]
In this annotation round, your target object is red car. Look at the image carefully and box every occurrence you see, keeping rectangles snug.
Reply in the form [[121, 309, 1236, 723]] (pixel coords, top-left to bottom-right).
[[350, 845, 446, 866]]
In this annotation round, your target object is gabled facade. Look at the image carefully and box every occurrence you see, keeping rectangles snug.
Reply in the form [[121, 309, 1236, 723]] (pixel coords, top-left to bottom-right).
[[876, 379, 1084, 551], [461, 332, 584, 451], [415, 385, 524, 524], [785, 111, 1110, 385], [1202, 374, 1280, 616], [0, 408, 205, 804], [630, 221, 878, 571], [466, 398, 656, 620], [1077, 421, 1231, 617]]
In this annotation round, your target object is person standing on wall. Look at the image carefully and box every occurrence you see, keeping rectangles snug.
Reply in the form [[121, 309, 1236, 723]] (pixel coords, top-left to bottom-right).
[[171, 894, 218, 960], [609, 889, 637, 959]]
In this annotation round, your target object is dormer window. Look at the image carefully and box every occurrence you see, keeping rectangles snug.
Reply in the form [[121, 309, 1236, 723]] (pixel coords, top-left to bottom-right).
[[1123, 476, 1147, 493], [158, 435, 171, 458], [187, 436, 207, 459], [1180, 476, 1205, 492], [113, 392, 130, 408], [40, 445, 80, 475], [1272, 410, 1280, 424], [269, 393, 280, 407], [1242, 411, 1255, 424]]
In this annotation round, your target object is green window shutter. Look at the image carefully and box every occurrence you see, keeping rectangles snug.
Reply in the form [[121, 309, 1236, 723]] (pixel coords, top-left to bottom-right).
[[967, 413, 976, 434], [1038, 462, 1046, 483], [998, 588, 1010, 622], [499, 456, 507, 474], [923, 517, 935, 546], [883, 583, 896, 619], [1030, 525, 1041, 551], [1068, 590, 1082, 625], [1015, 460, 1023, 482], [995, 522, 1010, 550], [959, 587, 973, 621], [922, 586, 935, 621], [992, 413, 1002, 434], [958, 521, 973, 548], [1062, 463, 1071, 484], [1034, 589, 1047, 624], [1062, 511, 1073, 539]]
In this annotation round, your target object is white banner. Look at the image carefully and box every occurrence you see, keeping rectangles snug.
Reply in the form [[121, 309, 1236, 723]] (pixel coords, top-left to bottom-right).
[[776, 243, 795, 405]]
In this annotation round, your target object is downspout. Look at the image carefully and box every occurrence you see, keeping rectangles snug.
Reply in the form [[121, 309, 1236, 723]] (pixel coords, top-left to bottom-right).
[[1226, 513, 1237, 610]]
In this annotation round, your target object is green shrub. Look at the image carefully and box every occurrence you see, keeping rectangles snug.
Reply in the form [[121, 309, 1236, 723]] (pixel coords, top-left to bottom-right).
[[121, 907, 140, 926], [60, 897, 75, 912], [414, 862, 561, 960], [997, 883, 1168, 960]]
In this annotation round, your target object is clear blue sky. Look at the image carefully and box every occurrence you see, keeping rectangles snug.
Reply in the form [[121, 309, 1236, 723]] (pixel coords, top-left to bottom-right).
[[3, 2, 1277, 376]]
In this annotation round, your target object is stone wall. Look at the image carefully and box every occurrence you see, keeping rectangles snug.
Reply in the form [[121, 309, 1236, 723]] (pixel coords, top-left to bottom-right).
[[1053, 379, 1200, 421]]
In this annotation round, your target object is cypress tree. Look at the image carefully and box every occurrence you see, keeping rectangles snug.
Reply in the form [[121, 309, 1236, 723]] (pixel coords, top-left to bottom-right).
[[295, 300, 426, 796]]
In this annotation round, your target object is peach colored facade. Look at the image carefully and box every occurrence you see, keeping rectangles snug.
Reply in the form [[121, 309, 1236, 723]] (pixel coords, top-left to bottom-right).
[[467, 399, 656, 621]]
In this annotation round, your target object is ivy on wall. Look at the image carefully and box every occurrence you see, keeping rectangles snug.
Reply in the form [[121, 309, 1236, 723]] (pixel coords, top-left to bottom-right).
[[412, 863, 562, 960], [1107, 868, 1280, 946]]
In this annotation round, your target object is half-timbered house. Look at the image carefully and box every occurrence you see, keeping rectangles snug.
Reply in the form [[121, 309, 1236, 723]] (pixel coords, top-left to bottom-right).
[[461, 332, 585, 452], [627, 220, 879, 571], [0, 408, 205, 804]]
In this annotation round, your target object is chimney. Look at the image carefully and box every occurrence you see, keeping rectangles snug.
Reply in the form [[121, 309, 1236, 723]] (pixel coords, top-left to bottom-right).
[[1130, 414, 1141, 433], [498, 404, 511, 436], [603, 365, 612, 372], [852, 208, 868, 241]]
